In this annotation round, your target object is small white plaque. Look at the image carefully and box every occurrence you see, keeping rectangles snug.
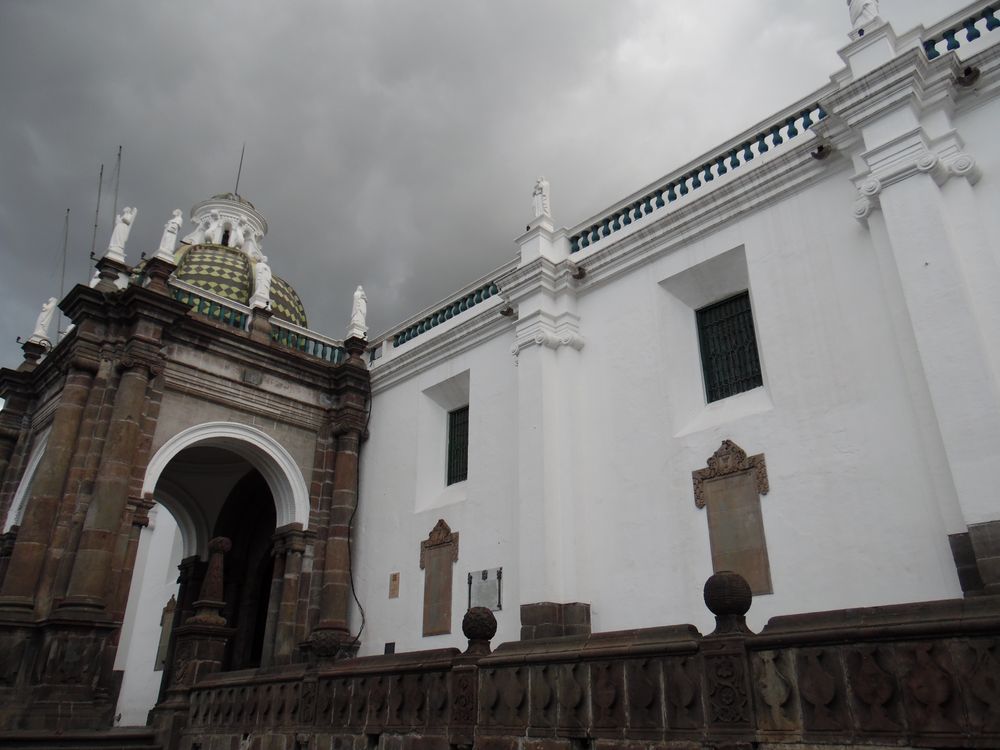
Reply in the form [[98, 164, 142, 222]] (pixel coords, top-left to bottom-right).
[[467, 567, 502, 611]]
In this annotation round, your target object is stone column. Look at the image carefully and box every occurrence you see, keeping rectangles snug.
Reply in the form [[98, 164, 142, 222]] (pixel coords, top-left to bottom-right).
[[310, 426, 362, 651], [259, 536, 288, 668], [152, 539, 235, 743], [308, 337, 368, 658], [272, 524, 306, 664], [62, 359, 151, 612], [157, 555, 205, 705], [0, 365, 94, 613]]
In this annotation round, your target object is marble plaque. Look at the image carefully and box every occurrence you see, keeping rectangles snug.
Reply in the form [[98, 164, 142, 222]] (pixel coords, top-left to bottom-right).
[[468, 567, 502, 611]]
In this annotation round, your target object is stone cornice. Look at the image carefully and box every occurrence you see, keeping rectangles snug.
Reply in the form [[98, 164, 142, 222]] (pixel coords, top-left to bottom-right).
[[495, 256, 579, 306], [369, 298, 512, 394], [564, 138, 847, 295], [166, 314, 339, 391], [162, 361, 326, 432]]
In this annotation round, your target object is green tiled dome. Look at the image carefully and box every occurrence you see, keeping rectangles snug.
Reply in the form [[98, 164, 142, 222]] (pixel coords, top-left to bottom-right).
[[175, 246, 252, 304], [271, 276, 308, 328], [174, 245, 308, 328]]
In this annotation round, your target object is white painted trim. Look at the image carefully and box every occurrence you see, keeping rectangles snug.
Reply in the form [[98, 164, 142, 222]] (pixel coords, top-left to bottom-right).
[[3, 427, 51, 533], [142, 421, 310, 532], [154, 479, 212, 560]]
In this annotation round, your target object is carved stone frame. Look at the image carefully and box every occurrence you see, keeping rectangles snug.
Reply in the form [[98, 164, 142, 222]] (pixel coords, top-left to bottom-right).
[[692, 439, 769, 509]]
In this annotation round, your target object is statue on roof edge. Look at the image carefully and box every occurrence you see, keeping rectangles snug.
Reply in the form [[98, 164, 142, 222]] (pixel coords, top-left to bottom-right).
[[848, 0, 880, 29]]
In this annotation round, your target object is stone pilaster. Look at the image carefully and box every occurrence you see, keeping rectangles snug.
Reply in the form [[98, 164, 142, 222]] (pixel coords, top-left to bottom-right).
[[309, 426, 361, 653], [61, 357, 152, 613], [0, 365, 95, 614], [37, 354, 117, 617], [307, 337, 367, 659]]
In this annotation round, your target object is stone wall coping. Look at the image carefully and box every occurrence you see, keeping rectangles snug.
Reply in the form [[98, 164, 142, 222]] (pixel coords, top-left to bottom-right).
[[191, 647, 462, 690], [481, 624, 702, 666], [753, 594, 1000, 648]]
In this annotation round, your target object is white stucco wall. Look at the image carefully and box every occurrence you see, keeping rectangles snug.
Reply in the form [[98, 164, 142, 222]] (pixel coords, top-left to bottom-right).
[[355, 333, 520, 655], [115, 506, 182, 726], [355, 30, 1000, 649]]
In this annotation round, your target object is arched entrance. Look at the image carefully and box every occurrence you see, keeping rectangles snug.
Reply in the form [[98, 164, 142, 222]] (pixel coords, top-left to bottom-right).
[[114, 423, 309, 725]]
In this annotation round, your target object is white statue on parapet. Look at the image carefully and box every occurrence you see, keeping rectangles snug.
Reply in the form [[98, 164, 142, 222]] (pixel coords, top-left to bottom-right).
[[30, 297, 58, 344], [155, 209, 184, 261], [231, 218, 248, 250], [347, 285, 368, 340], [182, 216, 209, 245], [531, 176, 551, 219], [848, 0, 880, 29], [250, 256, 272, 310], [243, 230, 264, 262], [205, 210, 223, 245], [105, 206, 137, 263]]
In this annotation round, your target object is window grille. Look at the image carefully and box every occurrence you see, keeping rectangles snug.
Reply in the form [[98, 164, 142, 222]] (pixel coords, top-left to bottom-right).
[[447, 405, 469, 485], [696, 291, 763, 403]]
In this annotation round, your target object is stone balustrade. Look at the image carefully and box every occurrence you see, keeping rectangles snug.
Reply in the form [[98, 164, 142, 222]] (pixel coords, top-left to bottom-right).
[[178, 574, 1000, 750], [170, 282, 251, 332], [568, 103, 827, 255], [270, 320, 345, 364], [392, 281, 501, 348], [923, 1, 1000, 59]]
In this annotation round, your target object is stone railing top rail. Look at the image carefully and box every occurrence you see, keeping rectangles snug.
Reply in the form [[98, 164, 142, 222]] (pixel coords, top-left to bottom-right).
[[916, 1, 1000, 59], [482, 623, 701, 666], [565, 87, 833, 255], [753, 593, 1000, 648], [169, 278, 253, 316], [269, 316, 344, 349]]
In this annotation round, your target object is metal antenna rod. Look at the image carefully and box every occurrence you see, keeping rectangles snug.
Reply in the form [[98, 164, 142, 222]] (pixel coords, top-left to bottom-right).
[[111, 145, 122, 224], [90, 163, 104, 259], [57, 208, 70, 339], [234, 143, 246, 195]]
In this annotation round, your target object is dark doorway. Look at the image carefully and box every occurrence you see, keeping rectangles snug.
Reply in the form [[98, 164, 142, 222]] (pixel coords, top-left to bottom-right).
[[213, 469, 276, 670]]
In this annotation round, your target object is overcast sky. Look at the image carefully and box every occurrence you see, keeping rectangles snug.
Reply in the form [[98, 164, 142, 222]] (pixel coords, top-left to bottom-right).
[[0, 0, 968, 369]]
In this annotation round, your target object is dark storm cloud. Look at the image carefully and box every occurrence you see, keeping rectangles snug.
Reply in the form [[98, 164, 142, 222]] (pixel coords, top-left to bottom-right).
[[0, 0, 963, 369]]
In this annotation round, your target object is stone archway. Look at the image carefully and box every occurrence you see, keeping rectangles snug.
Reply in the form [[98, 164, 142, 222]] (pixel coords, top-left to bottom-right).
[[142, 421, 311, 537], [115, 422, 310, 725]]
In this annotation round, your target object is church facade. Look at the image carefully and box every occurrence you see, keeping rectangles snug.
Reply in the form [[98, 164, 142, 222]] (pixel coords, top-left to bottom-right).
[[1, 4, 999, 749]]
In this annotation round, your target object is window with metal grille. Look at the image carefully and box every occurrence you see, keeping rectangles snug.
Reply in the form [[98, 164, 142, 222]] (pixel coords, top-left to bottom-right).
[[696, 291, 763, 403], [447, 405, 469, 485]]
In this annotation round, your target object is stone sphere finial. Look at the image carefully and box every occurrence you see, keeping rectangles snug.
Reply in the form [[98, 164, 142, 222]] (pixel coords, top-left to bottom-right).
[[462, 607, 497, 655], [703, 571, 752, 635]]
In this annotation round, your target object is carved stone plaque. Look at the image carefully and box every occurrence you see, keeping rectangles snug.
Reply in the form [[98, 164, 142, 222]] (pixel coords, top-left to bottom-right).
[[388, 572, 400, 599], [694, 440, 772, 595], [420, 520, 459, 636]]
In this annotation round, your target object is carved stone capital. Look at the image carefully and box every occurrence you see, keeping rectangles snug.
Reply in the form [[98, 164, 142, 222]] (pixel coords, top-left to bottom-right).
[[692, 440, 769, 509], [948, 152, 982, 185]]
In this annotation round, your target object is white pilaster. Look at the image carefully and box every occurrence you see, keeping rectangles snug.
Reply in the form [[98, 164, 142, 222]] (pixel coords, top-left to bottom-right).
[[501, 252, 584, 607]]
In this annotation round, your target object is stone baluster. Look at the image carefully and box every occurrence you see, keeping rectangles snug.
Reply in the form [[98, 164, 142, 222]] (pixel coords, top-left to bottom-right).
[[62, 357, 152, 612], [0, 364, 95, 614]]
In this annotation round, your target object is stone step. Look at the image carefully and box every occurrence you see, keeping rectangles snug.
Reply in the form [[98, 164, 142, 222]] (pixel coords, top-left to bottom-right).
[[0, 728, 160, 750]]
